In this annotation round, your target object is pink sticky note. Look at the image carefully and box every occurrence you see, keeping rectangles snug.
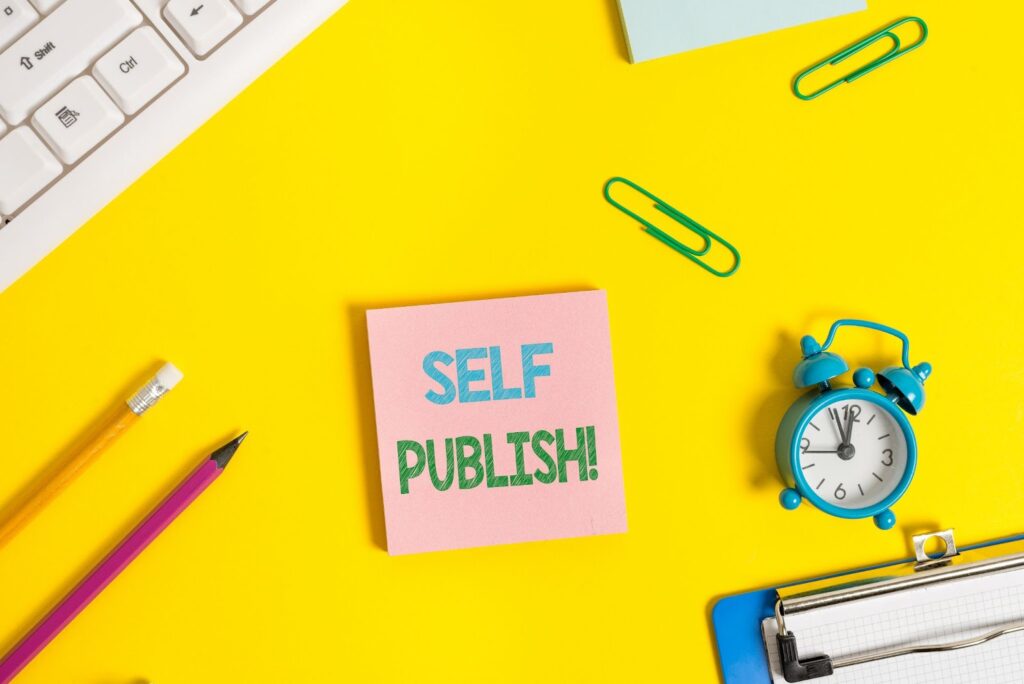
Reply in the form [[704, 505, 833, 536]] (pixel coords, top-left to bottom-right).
[[367, 291, 627, 555]]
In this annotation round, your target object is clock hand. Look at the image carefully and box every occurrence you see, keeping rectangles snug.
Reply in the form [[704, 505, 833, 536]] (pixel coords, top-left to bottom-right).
[[829, 408, 847, 445], [845, 408, 856, 447], [803, 449, 840, 454]]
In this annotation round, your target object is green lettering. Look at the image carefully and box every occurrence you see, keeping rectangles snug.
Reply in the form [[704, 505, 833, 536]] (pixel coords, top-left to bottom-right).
[[556, 428, 588, 483], [586, 425, 598, 480], [456, 436, 484, 489], [427, 439, 454, 491], [483, 433, 509, 488], [532, 430, 556, 484], [507, 431, 534, 486], [397, 440, 426, 494]]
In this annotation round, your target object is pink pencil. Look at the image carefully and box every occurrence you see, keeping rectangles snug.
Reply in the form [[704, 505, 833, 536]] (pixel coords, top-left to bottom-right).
[[0, 433, 246, 683]]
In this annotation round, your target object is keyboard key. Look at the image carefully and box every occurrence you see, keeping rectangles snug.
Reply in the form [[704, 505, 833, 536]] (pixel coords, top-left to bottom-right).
[[0, 0, 38, 52], [32, 76, 123, 164], [93, 27, 184, 115], [0, 0, 142, 124], [0, 126, 61, 214], [232, 0, 271, 15], [164, 0, 242, 57], [27, 0, 62, 13]]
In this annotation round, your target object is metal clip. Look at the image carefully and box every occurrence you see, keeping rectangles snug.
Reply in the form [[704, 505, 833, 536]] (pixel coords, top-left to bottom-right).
[[913, 529, 959, 571], [602, 177, 740, 278], [793, 17, 928, 101]]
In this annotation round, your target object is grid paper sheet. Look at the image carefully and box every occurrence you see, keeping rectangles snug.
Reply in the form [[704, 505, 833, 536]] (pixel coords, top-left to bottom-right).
[[762, 568, 1024, 683]]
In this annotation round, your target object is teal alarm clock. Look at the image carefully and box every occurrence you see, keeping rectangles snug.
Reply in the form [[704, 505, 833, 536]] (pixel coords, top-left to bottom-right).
[[775, 319, 932, 530]]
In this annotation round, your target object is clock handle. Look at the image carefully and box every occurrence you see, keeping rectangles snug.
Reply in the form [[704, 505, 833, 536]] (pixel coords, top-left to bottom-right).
[[819, 319, 913, 370]]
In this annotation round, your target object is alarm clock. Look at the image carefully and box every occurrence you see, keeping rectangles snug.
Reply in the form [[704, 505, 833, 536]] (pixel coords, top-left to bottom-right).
[[775, 319, 932, 530]]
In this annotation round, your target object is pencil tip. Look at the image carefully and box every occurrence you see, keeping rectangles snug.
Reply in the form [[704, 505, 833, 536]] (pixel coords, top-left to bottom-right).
[[211, 432, 248, 468]]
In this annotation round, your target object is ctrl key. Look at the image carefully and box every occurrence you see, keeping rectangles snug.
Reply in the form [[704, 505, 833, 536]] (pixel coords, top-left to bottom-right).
[[0, 127, 62, 215]]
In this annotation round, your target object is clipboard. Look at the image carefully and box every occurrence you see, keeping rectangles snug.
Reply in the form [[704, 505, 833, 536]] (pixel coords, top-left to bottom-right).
[[712, 530, 1024, 683]]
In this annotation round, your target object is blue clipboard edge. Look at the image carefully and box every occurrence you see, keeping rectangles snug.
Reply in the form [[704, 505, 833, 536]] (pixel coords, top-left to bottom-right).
[[710, 531, 1024, 684]]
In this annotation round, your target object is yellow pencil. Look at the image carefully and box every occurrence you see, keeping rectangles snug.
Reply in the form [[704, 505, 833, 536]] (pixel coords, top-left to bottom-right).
[[0, 363, 183, 552]]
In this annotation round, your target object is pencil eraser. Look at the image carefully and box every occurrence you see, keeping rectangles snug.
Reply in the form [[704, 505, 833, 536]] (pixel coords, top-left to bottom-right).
[[156, 363, 184, 390]]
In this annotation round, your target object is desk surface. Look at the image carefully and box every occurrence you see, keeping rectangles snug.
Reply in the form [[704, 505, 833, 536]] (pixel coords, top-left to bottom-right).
[[1, 1, 1022, 681]]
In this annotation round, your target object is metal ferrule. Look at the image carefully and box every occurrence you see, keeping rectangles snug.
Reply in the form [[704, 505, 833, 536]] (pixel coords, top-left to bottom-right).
[[126, 376, 173, 415]]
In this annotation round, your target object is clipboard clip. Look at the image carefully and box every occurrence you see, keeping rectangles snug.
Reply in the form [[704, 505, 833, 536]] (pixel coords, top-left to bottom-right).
[[775, 529, 1024, 681], [793, 17, 928, 101]]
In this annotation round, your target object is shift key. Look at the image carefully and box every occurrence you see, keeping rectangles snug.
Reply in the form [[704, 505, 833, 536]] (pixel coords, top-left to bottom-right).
[[0, 0, 142, 124]]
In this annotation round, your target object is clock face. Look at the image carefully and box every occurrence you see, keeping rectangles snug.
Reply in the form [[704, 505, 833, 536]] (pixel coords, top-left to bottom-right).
[[796, 397, 910, 510]]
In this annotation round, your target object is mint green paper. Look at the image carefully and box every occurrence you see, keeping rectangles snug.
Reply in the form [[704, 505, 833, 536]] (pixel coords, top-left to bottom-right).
[[617, 0, 867, 63]]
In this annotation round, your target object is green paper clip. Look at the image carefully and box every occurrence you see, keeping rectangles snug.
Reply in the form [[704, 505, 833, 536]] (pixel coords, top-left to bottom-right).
[[603, 177, 740, 278], [793, 17, 928, 101]]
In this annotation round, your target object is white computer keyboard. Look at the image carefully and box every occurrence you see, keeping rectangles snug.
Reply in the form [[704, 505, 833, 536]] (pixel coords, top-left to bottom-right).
[[0, 0, 347, 292]]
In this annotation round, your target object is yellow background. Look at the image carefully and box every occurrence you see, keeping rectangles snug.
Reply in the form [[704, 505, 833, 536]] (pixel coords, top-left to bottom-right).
[[1, 1, 1022, 681]]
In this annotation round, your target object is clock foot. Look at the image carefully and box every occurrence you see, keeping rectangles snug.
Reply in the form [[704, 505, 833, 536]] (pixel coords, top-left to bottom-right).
[[779, 488, 802, 510], [874, 509, 896, 530]]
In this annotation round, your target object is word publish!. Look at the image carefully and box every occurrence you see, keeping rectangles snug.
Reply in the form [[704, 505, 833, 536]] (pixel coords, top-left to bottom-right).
[[398, 426, 598, 494]]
